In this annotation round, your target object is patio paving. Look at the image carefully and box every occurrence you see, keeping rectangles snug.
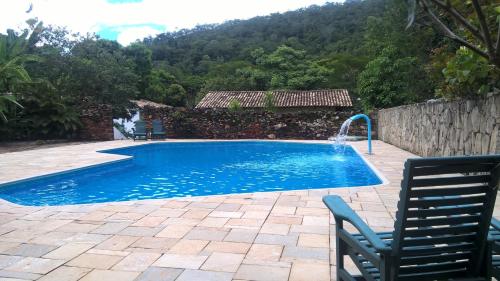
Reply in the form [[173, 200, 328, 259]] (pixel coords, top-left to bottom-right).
[[0, 140, 497, 281]]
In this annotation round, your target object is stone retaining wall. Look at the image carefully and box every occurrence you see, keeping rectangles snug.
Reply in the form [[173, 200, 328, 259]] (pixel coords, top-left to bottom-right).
[[141, 107, 374, 140], [79, 104, 114, 141], [378, 94, 499, 156]]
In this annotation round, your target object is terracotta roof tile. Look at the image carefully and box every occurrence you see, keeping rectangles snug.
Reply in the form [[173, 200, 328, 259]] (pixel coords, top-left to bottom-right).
[[130, 99, 172, 109], [195, 89, 352, 109]]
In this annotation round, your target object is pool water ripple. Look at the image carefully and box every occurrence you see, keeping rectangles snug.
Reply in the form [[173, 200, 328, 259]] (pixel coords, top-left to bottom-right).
[[0, 141, 382, 206]]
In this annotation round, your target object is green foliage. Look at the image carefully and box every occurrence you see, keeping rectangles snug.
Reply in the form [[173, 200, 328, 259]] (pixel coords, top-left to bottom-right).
[[0, 23, 44, 122], [228, 99, 242, 112], [0, 85, 80, 140], [357, 47, 432, 110], [437, 47, 500, 99], [62, 39, 139, 117], [0, 94, 23, 122], [144, 68, 187, 106], [259, 45, 331, 90], [263, 91, 276, 112]]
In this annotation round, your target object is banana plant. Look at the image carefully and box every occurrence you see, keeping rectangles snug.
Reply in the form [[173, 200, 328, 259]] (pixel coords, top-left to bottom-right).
[[0, 21, 43, 121]]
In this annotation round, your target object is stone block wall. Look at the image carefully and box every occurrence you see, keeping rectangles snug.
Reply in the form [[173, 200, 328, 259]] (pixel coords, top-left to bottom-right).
[[141, 107, 373, 140], [79, 104, 114, 141], [378, 94, 499, 156]]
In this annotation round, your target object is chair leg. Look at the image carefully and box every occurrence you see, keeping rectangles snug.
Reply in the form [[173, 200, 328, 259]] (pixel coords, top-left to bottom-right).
[[336, 219, 345, 281]]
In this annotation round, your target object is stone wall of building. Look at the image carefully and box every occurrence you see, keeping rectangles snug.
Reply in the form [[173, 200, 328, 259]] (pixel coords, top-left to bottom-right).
[[79, 104, 114, 141], [378, 94, 499, 156], [141, 107, 374, 140]]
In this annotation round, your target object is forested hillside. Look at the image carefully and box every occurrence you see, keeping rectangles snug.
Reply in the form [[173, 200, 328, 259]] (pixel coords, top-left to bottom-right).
[[142, 0, 391, 105], [1, 0, 498, 140]]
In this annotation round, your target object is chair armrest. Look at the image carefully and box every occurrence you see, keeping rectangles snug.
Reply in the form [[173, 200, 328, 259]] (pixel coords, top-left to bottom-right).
[[492, 218, 500, 230], [323, 195, 391, 252]]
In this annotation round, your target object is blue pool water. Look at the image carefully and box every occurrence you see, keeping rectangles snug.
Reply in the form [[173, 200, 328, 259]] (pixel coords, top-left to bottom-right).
[[0, 141, 382, 206]]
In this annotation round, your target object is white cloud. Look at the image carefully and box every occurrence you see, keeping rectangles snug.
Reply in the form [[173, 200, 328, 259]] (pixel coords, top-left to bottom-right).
[[0, 0, 339, 45], [116, 25, 162, 45]]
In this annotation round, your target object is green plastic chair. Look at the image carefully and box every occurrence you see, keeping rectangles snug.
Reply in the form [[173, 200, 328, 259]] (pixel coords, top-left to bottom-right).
[[324, 155, 500, 281], [151, 119, 166, 139], [488, 218, 500, 279], [133, 120, 147, 141]]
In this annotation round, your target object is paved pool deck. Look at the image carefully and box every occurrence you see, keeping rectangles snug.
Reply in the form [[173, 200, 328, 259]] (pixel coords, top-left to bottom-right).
[[0, 140, 497, 281]]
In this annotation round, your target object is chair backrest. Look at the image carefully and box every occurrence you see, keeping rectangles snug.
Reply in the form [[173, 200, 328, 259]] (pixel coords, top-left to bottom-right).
[[134, 120, 146, 133], [152, 120, 164, 132], [391, 155, 500, 281]]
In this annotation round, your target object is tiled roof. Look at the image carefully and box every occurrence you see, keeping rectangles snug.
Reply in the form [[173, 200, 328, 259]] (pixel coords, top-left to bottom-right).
[[130, 99, 172, 109], [195, 90, 352, 109]]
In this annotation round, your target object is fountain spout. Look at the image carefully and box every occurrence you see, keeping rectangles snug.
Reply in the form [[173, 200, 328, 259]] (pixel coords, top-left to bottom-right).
[[349, 114, 372, 154]]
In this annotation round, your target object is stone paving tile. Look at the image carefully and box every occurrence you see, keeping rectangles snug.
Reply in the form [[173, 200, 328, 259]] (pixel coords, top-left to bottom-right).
[[135, 266, 183, 281], [235, 264, 290, 281], [66, 253, 123, 269], [118, 226, 162, 237], [94, 235, 139, 251], [282, 246, 330, 261], [153, 254, 208, 269], [254, 233, 298, 246], [298, 234, 329, 248], [29, 231, 76, 246], [131, 216, 166, 227], [43, 243, 95, 260], [79, 269, 140, 281], [0, 269, 41, 280], [176, 269, 233, 281], [0, 242, 19, 254], [201, 252, 245, 272], [62, 233, 110, 244], [244, 244, 283, 265], [5, 257, 65, 274], [86, 249, 130, 256], [260, 223, 290, 235], [289, 261, 330, 281], [168, 239, 208, 255], [55, 222, 100, 233], [2, 244, 56, 258], [78, 211, 115, 221], [184, 227, 228, 241], [130, 237, 178, 251], [198, 217, 230, 228], [224, 229, 258, 243], [209, 211, 243, 219], [91, 222, 130, 235], [183, 209, 212, 219], [215, 203, 241, 212], [155, 225, 192, 238], [203, 241, 251, 254], [37, 266, 91, 281], [0, 255, 24, 269], [112, 252, 161, 271]]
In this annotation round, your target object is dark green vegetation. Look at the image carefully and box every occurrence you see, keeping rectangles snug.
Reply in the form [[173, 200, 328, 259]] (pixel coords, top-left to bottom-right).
[[0, 0, 498, 140]]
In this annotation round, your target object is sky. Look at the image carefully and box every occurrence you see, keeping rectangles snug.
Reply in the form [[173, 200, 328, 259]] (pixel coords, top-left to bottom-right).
[[0, 0, 339, 46]]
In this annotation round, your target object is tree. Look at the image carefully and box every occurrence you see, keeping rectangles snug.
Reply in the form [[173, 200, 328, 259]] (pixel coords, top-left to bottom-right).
[[62, 39, 139, 117], [408, 0, 500, 68], [255, 45, 331, 90], [357, 46, 432, 110], [144, 68, 187, 106], [124, 43, 153, 95]]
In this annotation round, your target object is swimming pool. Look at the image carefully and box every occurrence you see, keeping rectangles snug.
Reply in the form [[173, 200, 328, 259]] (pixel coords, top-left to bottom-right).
[[0, 141, 382, 206]]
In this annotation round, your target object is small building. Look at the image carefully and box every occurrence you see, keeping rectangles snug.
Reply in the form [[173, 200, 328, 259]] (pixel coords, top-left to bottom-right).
[[195, 89, 352, 112]]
